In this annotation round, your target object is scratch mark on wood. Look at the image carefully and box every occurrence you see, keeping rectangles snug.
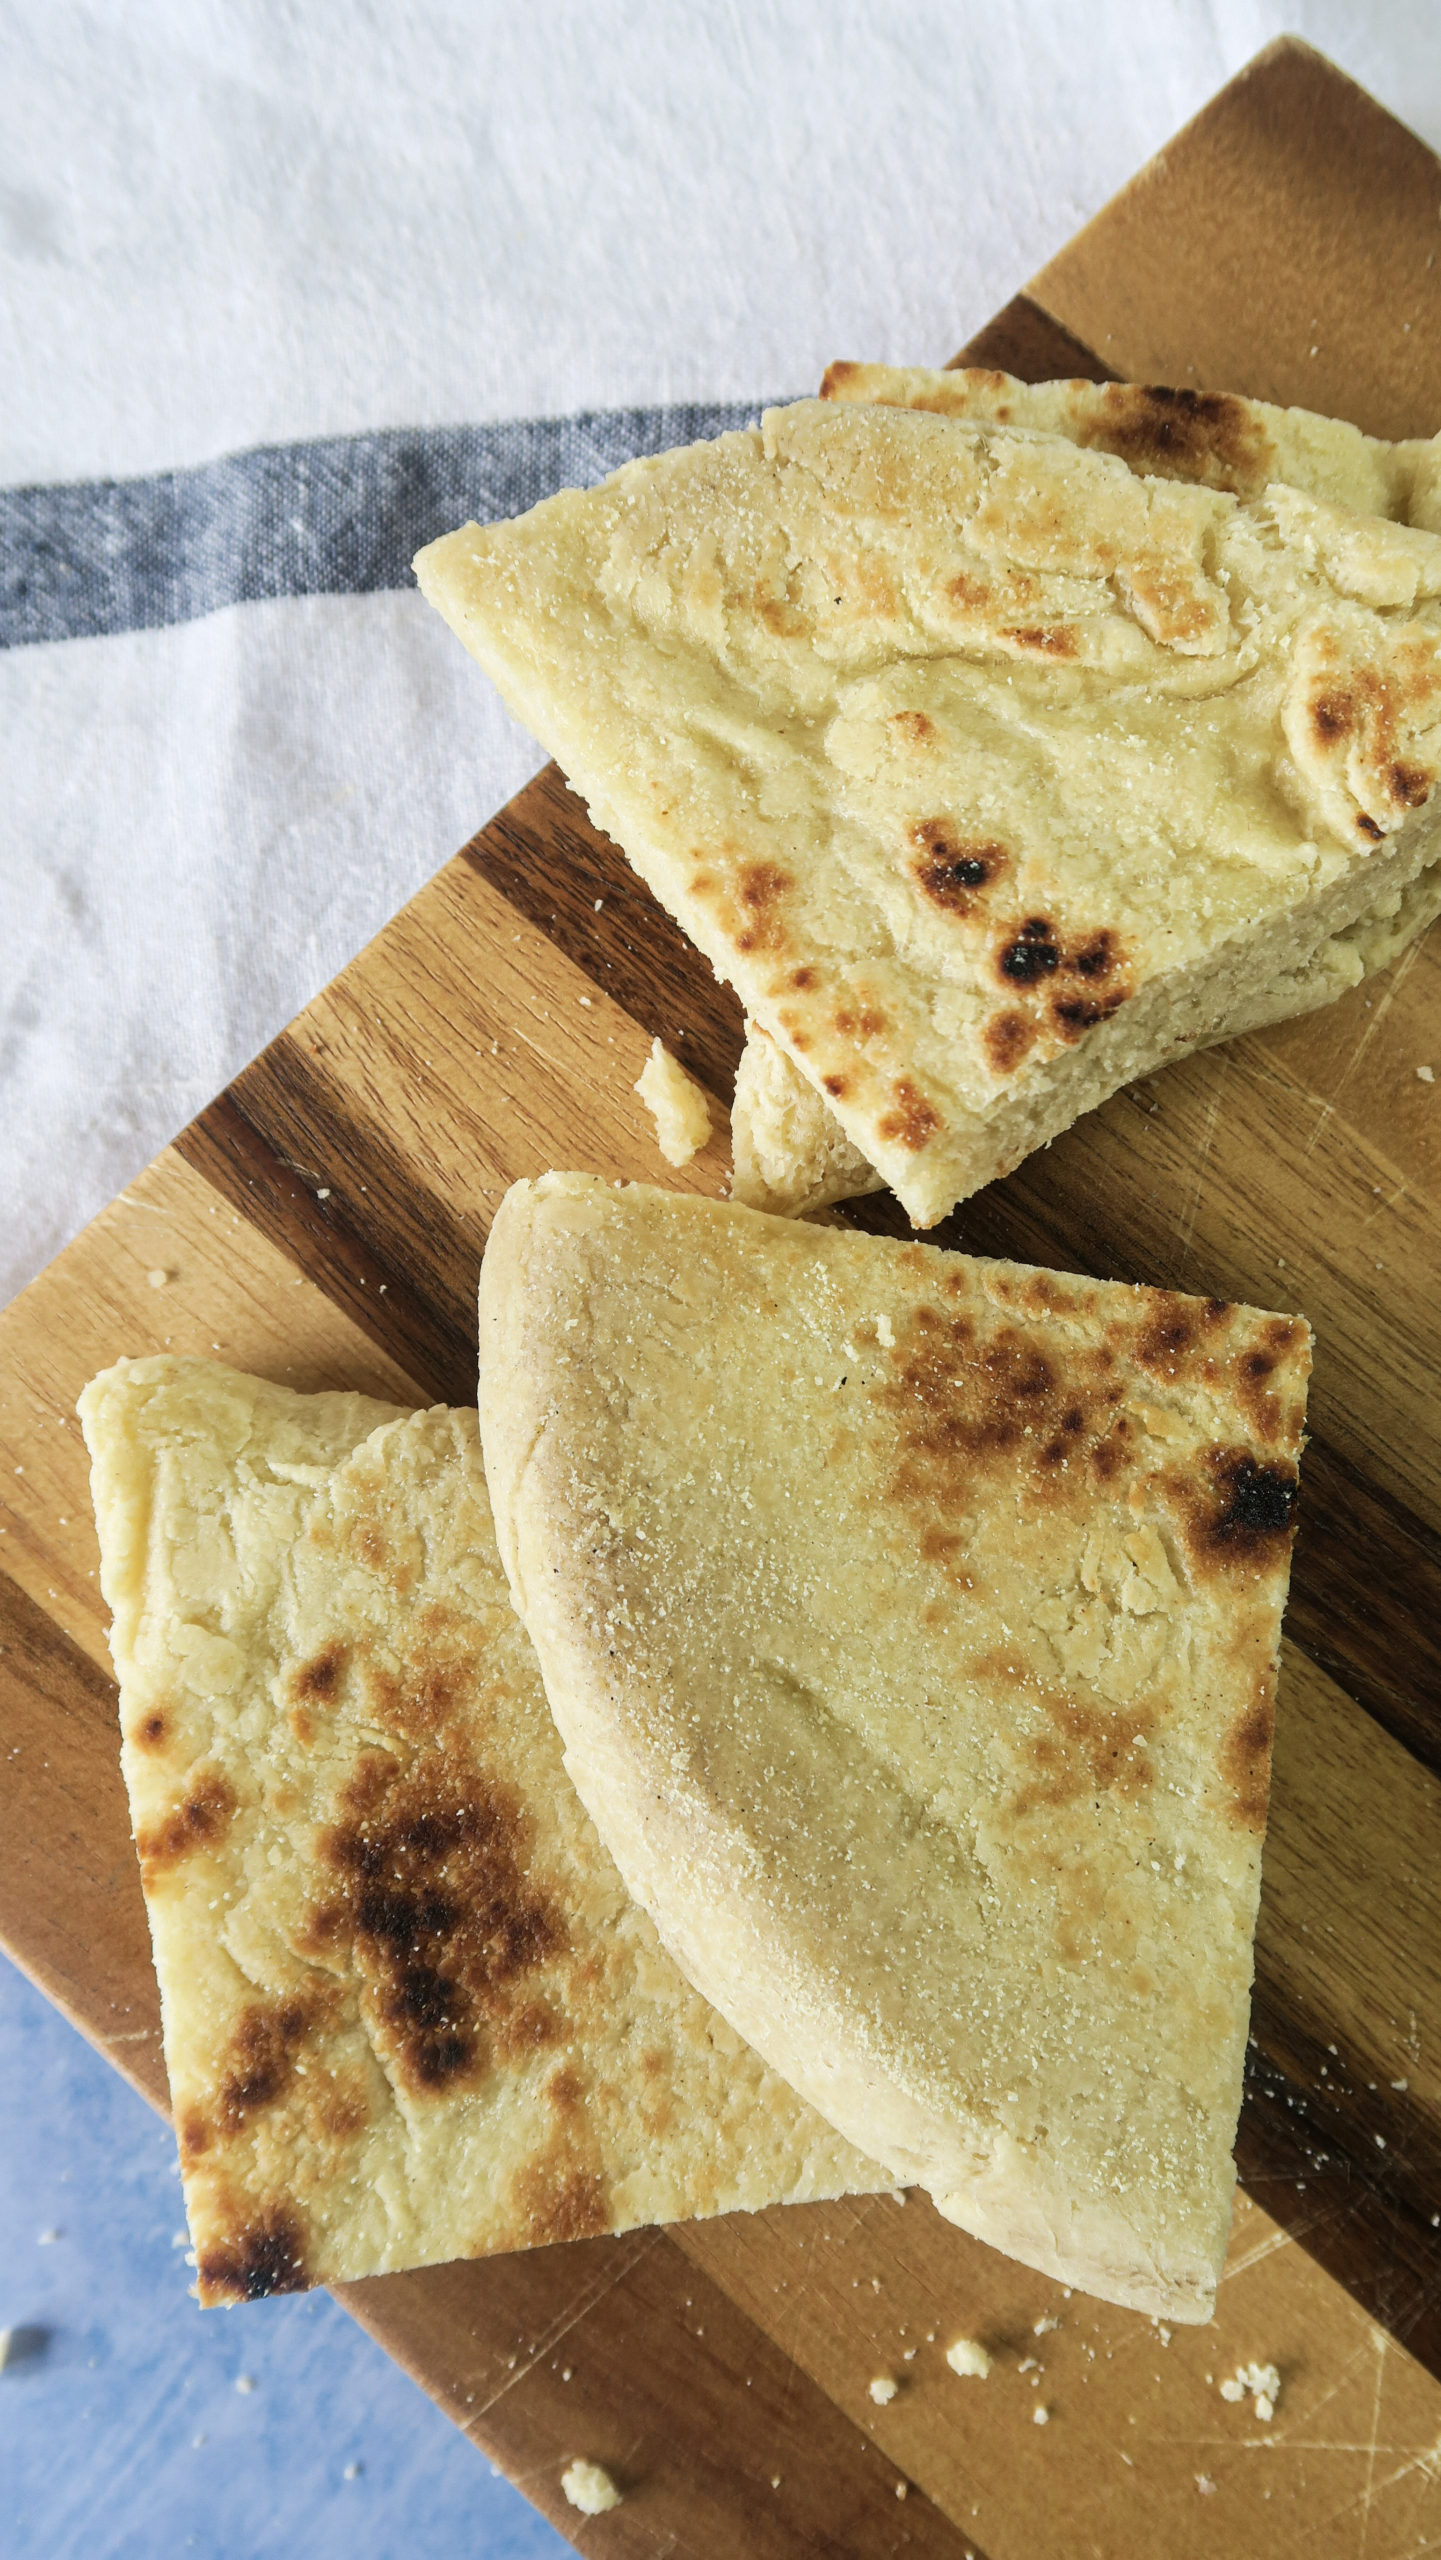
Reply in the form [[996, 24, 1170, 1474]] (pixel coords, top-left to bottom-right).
[[467, 2231, 664, 2422], [1363, 2427, 1441, 2502], [1175, 1056, 1231, 1263], [1324, 940, 1427, 1119], [1302, 1096, 1337, 1164], [1219, 2219, 1295, 2284], [1359, 2325, 1387, 2560], [1290, 2330, 1392, 2457]]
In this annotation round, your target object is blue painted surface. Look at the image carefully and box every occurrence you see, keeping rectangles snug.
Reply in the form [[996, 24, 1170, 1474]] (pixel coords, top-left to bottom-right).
[[0, 1955, 572, 2560]]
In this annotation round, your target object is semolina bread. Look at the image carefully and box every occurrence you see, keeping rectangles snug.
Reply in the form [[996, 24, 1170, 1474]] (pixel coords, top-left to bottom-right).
[[78, 1358, 887, 2302], [417, 393, 1441, 1226], [731, 366, 1441, 1213], [477, 1175, 1312, 2322]]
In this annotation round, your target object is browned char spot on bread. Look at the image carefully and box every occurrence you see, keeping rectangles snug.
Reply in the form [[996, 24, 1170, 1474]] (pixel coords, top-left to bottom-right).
[[136, 1770, 236, 1880], [997, 915, 1061, 985], [1168, 1448, 1300, 1575], [984, 1010, 1036, 1074], [910, 825, 1007, 917], [197, 2202, 311, 2303], [876, 1300, 1129, 1534], [1007, 1686, 1157, 1823], [1076, 384, 1274, 496], [291, 1642, 348, 1703], [546, 2063, 586, 2116], [1132, 1288, 1231, 1378], [216, 1996, 322, 2133], [876, 1078, 941, 1152], [512, 2156, 611, 2249], [310, 1745, 565, 2098], [891, 709, 936, 744], [734, 862, 792, 956], [1233, 1318, 1306, 1444], [1220, 1674, 1277, 1833], [989, 919, 1131, 1049], [508, 2061, 613, 2246], [1001, 624, 1077, 656], [831, 1001, 887, 1040], [1303, 648, 1441, 832]]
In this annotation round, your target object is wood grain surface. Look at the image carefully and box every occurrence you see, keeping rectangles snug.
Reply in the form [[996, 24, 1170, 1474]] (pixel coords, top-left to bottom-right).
[[4, 35, 1441, 2558]]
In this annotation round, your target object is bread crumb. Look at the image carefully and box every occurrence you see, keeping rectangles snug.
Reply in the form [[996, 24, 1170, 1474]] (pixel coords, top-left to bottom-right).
[[869, 2375, 898, 2405], [1418, 1064, 1435, 1083], [1033, 2315, 1060, 2335], [1033, 2405, 1049, 2425], [1219, 2361, 1281, 2422], [562, 2458, 623, 2515], [635, 1038, 712, 1166], [946, 2338, 991, 2379], [147, 1267, 169, 1290], [895, 2480, 908, 2498], [1196, 2474, 1217, 2495]]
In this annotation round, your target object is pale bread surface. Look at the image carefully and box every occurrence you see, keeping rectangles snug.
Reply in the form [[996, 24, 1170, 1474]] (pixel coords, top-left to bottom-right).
[[477, 1175, 1312, 2322], [79, 1357, 885, 2302], [732, 369, 1441, 1213], [417, 395, 1441, 1226], [731, 1015, 885, 1218]]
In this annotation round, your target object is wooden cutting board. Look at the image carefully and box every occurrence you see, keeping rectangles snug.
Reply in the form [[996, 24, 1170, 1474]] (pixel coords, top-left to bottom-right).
[[4, 35, 1441, 2558]]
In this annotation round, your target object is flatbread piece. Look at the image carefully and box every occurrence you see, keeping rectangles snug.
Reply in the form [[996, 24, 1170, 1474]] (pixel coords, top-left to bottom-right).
[[417, 392, 1441, 1226], [731, 368, 1441, 1214], [478, 1175, 1311, 2322], [79, 1358, 885, 2302]]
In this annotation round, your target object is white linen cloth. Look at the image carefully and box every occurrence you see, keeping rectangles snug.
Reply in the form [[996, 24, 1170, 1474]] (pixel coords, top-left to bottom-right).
[[4, 0, 1440, 1307]]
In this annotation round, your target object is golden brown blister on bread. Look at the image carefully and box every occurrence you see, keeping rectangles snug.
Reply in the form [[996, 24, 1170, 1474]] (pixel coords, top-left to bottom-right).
[[478, 1176, 1312, 2323], [79, 1359, 886, 2302]]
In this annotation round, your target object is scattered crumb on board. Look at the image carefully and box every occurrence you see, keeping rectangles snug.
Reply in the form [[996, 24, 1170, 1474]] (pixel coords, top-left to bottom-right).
[[562, 2457, 623, 2515], [1219, 2360, 1281, 2423], [635, 1037, 712, 1166]]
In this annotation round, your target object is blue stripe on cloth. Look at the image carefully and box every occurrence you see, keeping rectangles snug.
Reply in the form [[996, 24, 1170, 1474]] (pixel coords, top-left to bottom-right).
[[0, 401, 791, 650]]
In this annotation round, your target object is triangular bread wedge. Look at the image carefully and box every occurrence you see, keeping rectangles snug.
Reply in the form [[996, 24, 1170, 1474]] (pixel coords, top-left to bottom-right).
[[477, 1175, 1312, 2322], [78, 1358, 885, 2303], [731, 367, 1441, 1214], [417, 393, 1441, 1226]]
